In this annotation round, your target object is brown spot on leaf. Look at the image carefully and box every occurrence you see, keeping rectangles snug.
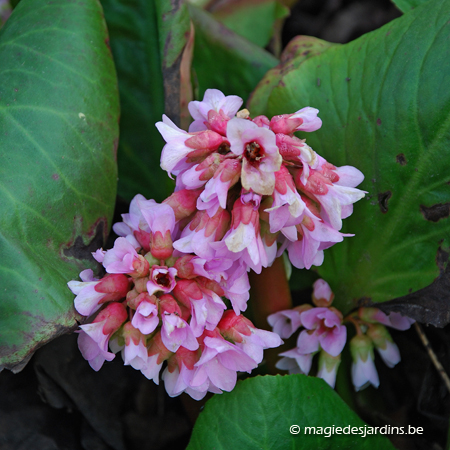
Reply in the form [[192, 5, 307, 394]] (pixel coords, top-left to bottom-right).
[[378, 191, 391, 213], [376, 118, 382, 125], [63, 220, 106, 261], [52, 173, 59, 180], [396, 153, 407, 165], [420, 203, 450, 222]]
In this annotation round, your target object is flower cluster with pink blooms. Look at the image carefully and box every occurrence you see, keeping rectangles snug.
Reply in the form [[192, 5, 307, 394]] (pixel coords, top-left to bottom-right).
[[68, 198, 282, 400], [68, 88, 368, 399], [157, 89, 366, 274], [268, 279, 415, 390]]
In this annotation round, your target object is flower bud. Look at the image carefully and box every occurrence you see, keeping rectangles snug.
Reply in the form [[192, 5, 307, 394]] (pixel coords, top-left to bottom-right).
[[94, 302, 128, 335], [94, 273, 131, 302], [150, 230, 173, 260], [350, 334, 379, 391], [317, 350, 341, 388], [270, 114, 304, 135], [312, 279, 334, 307], [163, 188, 203, 221], [367, 324, 400, 368]]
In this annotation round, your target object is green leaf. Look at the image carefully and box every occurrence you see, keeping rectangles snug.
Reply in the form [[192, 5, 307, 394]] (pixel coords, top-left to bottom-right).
[[102, 0, 190, 202], [249, 0, 450, 314], [248, 35, 336, 116], [0, 0, 119, 370], [188, 3, 279, 102], [391, 0, 431, 13], [187, 375, 395, 450], [212, 0, 289, 48]]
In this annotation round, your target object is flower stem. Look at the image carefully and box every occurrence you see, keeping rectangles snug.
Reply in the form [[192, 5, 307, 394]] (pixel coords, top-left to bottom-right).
[[249, 256, 293, 373]]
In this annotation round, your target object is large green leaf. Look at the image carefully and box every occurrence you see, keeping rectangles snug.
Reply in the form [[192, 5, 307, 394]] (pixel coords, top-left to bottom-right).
[[248, 35, 336, 116], [212, 0, 289, 49], [0, 0, 119, 370], [188, 4, 279, 102], [391, 0, 431, 13], [187, 375, 395, 450], [101, 0, 190, 202], [249, 0, 450, 314]]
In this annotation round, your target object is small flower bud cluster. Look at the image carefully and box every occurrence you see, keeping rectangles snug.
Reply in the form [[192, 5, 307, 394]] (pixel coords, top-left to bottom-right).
[[268, 279, 346, 388], [268, 280, 414, 390], [349, 307, 414, 391], [68, 199, 282, 400]]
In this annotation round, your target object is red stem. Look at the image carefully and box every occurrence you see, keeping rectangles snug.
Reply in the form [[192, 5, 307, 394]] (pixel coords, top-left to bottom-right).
[[249, 256, 293, 373]]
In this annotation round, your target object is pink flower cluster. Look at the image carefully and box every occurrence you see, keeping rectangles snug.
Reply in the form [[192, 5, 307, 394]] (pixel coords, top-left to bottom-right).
[[68, 89, 366, 399], [156, 89, 366, 275], [268, 279, 346, 388], [268, 280, 414, 390], [68, 198, 281, 400]]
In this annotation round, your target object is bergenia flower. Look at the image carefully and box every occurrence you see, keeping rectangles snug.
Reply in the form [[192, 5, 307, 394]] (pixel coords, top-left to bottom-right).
[[298, 307, 346, 357], [227, 118, 282, 195], [102, 237, 148, 276], [267, 307, 306, 339], [159, 294, 198, 353], [146, 265, 177, 296], [188, 88, 243, 133], [131, 293, 159, 335], [350, 334, 380, 391], [218, 310, 283, 364], [366, 324, 401, 368], [358, 307, 415, 331], [156, 88, 365, 275], [317, 350, 341, 388], [197, 159, 241, 216], [77, 302, 127, 371], [269, 107, 322, 135], [190, 329, 257, 393], [312, 279, 335, 307], [270, 280, 347, 385], [276, 348, 314, 375], [68, 269, 130, 317], [68, 88, 371, 400], [122, 322, 150, 370]]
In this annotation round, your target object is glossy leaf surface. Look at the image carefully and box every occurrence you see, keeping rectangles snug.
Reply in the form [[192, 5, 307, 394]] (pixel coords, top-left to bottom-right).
[[249, 0, 450, 314], [102, 0, 190, 202], [212, 0, 289, 48], [187, 375, 395, 449], [189, 4, 279, 102], [0, 0, 119, 370]]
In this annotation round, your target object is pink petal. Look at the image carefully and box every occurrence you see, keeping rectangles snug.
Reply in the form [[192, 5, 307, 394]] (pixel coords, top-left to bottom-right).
[[319, 326, 347, 357], [296, 329, 320, 354]]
